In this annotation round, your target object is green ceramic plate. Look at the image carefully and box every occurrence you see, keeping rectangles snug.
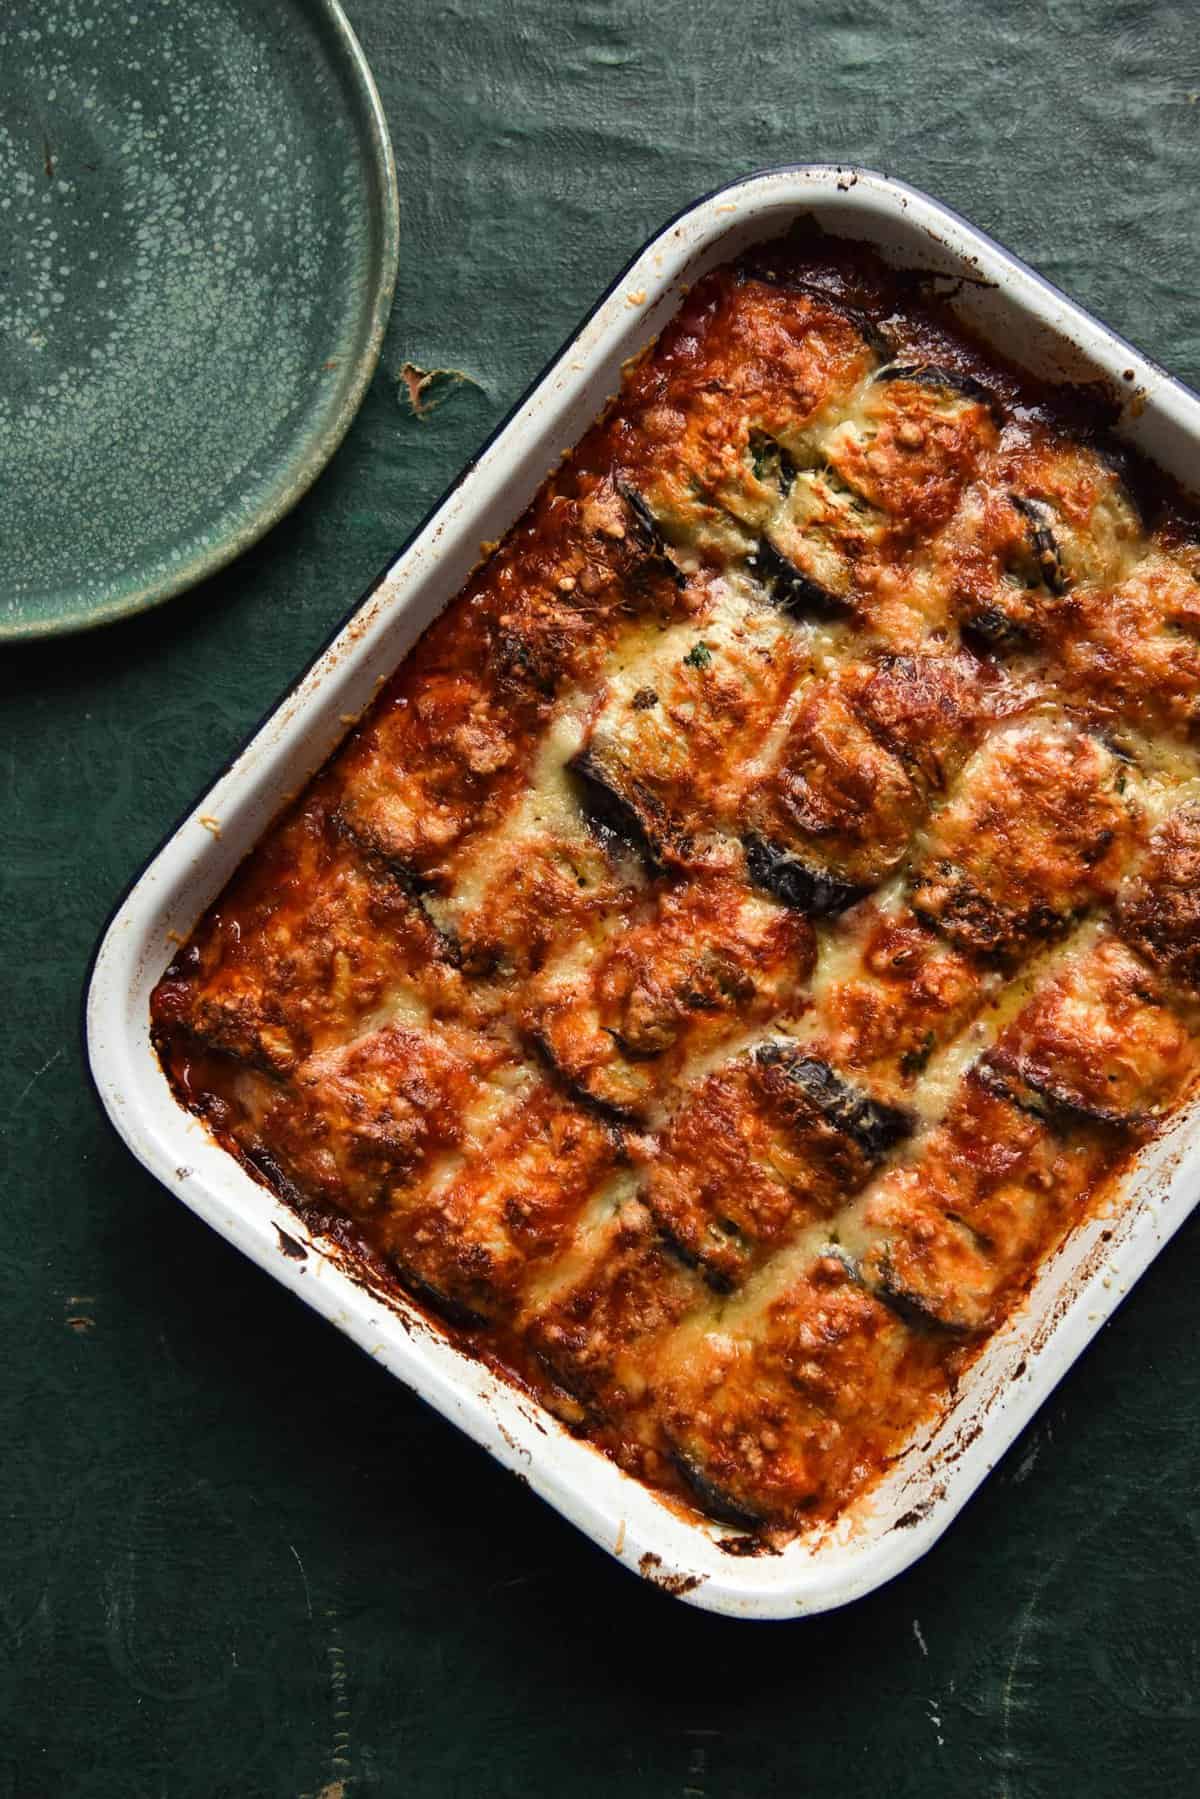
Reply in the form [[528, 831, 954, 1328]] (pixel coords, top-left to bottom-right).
[[0, 0, 399, 640]]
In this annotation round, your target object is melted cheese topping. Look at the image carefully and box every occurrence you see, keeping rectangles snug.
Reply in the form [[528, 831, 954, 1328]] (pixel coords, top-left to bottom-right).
[[152, 238, 1200, 1539]]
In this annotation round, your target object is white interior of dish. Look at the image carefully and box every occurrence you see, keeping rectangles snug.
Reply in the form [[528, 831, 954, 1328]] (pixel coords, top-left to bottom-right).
[[87, 167, 1200, 1619]]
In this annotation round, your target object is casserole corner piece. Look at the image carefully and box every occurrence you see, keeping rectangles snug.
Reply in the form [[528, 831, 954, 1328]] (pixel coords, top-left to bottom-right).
[[87, 168, 1200, 1619]]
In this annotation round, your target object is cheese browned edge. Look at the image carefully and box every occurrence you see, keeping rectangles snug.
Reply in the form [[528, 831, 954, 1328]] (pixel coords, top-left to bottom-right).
[[151, 228, 1200, 1540]]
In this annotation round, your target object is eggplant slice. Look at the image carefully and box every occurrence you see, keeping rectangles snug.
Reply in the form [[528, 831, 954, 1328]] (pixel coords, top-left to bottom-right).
[[525, 1025, 644, 1128], [873, 361, 997, 412], [746, 536, 852, 621], [615, 478, 687, 587], [973, 1057, 1136, 1133], [975, 934, 1196, 1136], [642, 1042, 911, 1289], [752, 1042, 914, 1160], [743, 833, 870, 918], [819, 1225, 990, 1338], [736, 263, 896, 360], [567, 747, 668, 873], [863, 1246, 981, 1337], [959, 495, 1070, 657], [1010, 494, 1069, 596]]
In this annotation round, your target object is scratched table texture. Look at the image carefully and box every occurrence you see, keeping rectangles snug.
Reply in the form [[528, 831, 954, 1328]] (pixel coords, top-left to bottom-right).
[[5, 1, 1200, 1793]]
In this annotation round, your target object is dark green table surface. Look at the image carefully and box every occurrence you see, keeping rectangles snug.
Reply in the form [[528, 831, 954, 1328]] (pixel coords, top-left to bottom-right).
[[5, 3, 1200, 1793]]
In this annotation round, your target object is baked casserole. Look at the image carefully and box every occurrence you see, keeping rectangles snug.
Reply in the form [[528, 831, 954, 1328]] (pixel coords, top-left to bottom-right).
[[152, 230, 1200, 1537]]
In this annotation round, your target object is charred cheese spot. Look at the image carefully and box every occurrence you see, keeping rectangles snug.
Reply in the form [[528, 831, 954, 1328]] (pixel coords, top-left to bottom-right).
[[910, 721, 1134, 961], [1116, 801, 1200, 996], [526, 871, 815, 1120], [640, 1041, 910, 1286]]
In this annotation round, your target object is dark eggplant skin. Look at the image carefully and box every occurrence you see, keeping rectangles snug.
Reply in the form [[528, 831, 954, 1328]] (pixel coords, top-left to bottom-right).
[[959, 604, 1034, 658], [567, 748, 666, 873], [743, 833, 868, 917], [615, 478, 686, 587], [393, 1262, 495, 1331], [976, 1056, 1139, 1135], [242, 1143, 308, 1212], [873, 361, 997, 412], [753, 1042, 914, 1159], [870, 1254, 977, 1336], [524, 1026, 644, 1129], [650, 1218, 739, 1297], [1010, 494, 1069, 596], [748, 430, 798, 496], [746, 538, 851, 621], [821, 1241, 977, 1337], [670, 1448, 769, 1530]]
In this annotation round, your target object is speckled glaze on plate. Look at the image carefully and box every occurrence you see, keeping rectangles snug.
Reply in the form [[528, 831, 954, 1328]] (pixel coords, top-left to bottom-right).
[[0, 0, 399, 640]]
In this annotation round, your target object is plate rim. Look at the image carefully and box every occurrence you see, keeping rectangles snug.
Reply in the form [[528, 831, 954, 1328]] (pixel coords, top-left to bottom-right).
[[3, 0, 400, 644]]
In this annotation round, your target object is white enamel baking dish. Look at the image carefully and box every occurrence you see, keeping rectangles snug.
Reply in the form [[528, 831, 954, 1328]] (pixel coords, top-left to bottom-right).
[[87, 167, 1200, 1619]]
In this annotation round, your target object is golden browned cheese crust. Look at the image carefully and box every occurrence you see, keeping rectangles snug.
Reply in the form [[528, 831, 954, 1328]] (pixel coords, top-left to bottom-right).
[[909, 720, 1134, 961], [150, 789, 465, 1075], [1117, 801, 1200, 996], [639, 1043, 911, 1287], [657, 1256, 951, 1525], [151, 233, 1200, 1538], [525, 869, 815, 1120]]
